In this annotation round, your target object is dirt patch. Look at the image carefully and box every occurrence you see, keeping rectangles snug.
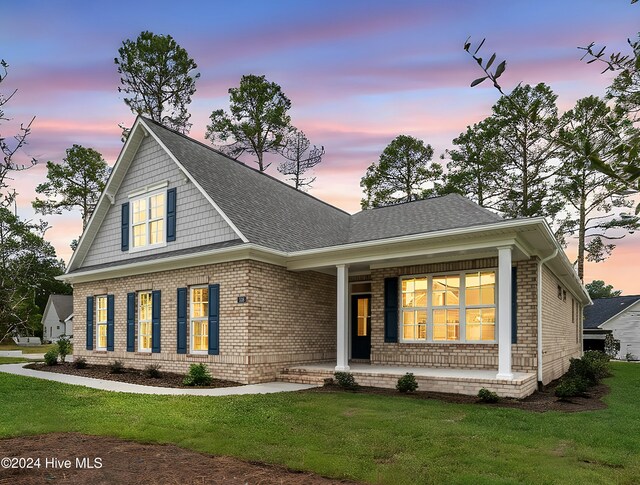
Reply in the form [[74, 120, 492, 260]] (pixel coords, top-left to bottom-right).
[[0, 433, 355, 485], [23, 362, 241, 389], [309, 381, 609, 412]]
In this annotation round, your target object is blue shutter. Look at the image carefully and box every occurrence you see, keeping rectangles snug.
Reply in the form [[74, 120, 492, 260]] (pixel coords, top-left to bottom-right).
[[384, 277, 399, 343], [177, 287, 187, 354], [86, 296, 94, 350], [121, 202, 129, 251], [127, 292, 135, 352], [166, 188, 177, 242], [511, 266, 518, 344], [208, 284, 220, 355], [106, 294, 115, 351], [152, 290, 161, 353]]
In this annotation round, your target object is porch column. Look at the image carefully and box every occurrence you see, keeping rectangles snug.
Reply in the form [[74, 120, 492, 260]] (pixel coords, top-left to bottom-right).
[[335, 264, 350, 371], [497, 246, 513, 380]]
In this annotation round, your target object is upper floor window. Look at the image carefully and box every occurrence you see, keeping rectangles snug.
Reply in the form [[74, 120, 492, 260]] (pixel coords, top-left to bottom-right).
[[131, 190, 165, 250]]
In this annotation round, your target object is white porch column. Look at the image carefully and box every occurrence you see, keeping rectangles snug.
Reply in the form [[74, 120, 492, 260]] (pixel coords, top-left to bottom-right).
[[497, 246, 513, 380], [335, 264, 350, 371]]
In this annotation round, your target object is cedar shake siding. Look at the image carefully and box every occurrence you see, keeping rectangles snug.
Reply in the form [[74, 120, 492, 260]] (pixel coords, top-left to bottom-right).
[[73, 260, 335, 384]]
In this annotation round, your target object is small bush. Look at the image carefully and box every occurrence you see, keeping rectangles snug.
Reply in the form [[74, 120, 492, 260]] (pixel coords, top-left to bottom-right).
[[396, 373, 418, 393], [625, 353, 636, 362], [44, 349, 59, 366], [323, 377, 334, 386], [183, 363, 212, 386], [56, 335, 72, 363], [334, 371, 359, 390], [109, 360, 125, 374], [477, 388, 500, 403], [72, 357, 87, 369], [555, 376, 589, 400], [581, 350, 611, 380], [144, 364, 162, 379]]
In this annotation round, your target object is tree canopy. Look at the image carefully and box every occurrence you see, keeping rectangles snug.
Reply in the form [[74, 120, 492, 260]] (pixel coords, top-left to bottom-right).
[[585, 280, 622, 300], [115, 31, 200, 133], [277, 128, 324, 190], [205, 74, 292, 172]]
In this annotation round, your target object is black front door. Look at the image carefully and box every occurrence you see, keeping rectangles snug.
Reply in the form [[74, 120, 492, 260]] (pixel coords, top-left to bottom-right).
[[351, 295, 371, 359]]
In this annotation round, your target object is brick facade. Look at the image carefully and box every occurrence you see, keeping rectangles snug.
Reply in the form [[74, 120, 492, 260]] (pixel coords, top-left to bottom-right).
[[73, 260, 335, 384]]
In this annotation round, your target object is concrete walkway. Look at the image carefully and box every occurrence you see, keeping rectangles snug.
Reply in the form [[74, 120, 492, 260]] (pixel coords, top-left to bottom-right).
[[0, 351, 51, 360], [0, 363, 316, 396]]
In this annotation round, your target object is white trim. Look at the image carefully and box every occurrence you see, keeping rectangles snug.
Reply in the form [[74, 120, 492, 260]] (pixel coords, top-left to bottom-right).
[[496, 247, 513, 380], [129, 188, 168, 253], [335, 264, 350, 371], [140, 119, 249, 244], [128, 181, 168, 199]]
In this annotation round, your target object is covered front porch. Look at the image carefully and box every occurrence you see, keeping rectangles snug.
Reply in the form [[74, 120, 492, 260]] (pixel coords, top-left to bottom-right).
[[278, 362, 537, 398]]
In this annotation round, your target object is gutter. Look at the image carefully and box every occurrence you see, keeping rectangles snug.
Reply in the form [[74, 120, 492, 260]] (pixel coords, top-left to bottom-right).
[[537, 249, 558, 386]]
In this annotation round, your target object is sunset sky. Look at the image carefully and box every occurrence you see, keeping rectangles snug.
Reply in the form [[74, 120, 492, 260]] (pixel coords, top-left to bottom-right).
[[2, 1, 639, 293]]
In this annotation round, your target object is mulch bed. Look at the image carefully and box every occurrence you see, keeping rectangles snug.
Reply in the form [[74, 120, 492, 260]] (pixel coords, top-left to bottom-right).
[[309, 381, 609, 412], [23, 362, 241, 389], [0, 433, 355, 485]]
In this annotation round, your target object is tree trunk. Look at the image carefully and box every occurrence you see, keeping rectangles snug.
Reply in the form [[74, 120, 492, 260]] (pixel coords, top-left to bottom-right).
[[577, 194, 587, 282]]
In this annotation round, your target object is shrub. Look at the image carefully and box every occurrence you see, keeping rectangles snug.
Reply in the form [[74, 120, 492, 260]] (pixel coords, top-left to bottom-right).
[[604, 333, 620, 358], [396, 373, 418, 393], [72, 357, 88, 369], [581, 350, 611, 380], [555, 376, 589, 400], [323, 377, 334, 386], [44, 349, 59, 366], [567, 352, 610, 386], [109, 360, 125, 374], [626, 352, 636, 362], [477, 388, 499, 403], [334, 371, 359, 390], [56, 335, 72, 363], [183, 363, 212, 386], [144, 364, 162, 379]]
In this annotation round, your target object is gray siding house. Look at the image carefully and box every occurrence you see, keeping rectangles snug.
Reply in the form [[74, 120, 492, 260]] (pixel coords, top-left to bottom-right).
[[59, 116, 590, 397], [584, 296, 640, 359], [41, 294, 73, 342]]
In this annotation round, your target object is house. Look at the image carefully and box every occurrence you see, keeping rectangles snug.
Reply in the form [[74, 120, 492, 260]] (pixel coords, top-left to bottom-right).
[[59, 116, 591, 397], [583, 296, 640, 359], [41, 294, 73, 342]]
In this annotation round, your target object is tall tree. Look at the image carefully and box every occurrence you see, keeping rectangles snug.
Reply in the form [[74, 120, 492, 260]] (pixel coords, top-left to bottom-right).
[[277, 128, 324, 190], [115, 31, 200, 133], [32, 144, 110, 230], [554, 96, 640, 280], [360, 135, 442, 209], [440, 118, 505, 210], [205, 74, 292, 172], [585, 279, 622, 300], [0, 59, 36, 206]]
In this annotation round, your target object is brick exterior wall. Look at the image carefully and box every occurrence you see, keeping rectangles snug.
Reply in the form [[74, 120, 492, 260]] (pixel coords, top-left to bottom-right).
[[540, 265, 582, 384], [369, 257, 539, 373], [73, 260, 335, 384]]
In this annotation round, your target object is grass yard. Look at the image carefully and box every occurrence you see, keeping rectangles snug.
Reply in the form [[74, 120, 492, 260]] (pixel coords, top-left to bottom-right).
[[0, 357, 30, 364], [0, 343, 58, 354], [0, 362, 638, 484]]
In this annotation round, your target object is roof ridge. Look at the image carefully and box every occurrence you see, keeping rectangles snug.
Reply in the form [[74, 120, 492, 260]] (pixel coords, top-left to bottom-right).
[[141, 117, 351, 216]]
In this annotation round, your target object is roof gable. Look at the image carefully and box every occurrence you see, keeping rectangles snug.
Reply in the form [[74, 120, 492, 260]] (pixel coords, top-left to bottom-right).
[[583, 296, 640, 329], [48, 294, 73, 321]]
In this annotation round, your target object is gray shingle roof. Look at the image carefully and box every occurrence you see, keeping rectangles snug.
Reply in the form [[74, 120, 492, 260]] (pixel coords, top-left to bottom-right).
[[583, 296, 640, 329], [143, 119, 506, 252], [49, 294, 73, 321]]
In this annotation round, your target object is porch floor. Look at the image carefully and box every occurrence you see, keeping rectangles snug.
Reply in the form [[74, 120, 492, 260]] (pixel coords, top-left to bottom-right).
[[278, 362, 538, 398]]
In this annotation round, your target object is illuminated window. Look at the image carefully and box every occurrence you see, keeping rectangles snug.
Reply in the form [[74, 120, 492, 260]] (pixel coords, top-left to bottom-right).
[[96, 295, 107, 350], [399, 270, 497, 344], [190, 287, 208, 353], [130, 191, 165, 249], [138, 291, 152, 352]]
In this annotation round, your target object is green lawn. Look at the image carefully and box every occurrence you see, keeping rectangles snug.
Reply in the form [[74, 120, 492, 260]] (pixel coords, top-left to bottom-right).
[[0, 357, 29, 364], [0, 362, 638, 484], [0, 343, 58, 354]]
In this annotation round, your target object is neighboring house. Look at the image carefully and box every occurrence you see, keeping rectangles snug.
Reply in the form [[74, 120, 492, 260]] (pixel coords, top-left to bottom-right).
[[41, 294, 74, 342], [584, 296, 640, 359], [59, 117, 591, 397]]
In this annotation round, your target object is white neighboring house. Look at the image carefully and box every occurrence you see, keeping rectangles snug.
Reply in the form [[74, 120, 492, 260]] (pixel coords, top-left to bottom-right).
[[41, 294, 73, 343], [583, 295, 640, 360]]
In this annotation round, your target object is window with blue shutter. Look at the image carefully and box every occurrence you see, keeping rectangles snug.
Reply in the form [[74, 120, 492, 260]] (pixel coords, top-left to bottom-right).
[[121, 202, 129, 251], [208, 284, 220, 355], [127, 292, 135, 352], [177, 287, 187, 354], [384, 277, 399, 343], [106, 294, 115, 351], [166, 187, 177, 242], [511, 266, 518, 344], [152, 290, 161, 353], [86, 296, 94, 350]]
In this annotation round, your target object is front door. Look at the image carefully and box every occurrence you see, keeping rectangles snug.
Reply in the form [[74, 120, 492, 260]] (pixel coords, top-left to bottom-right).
[[351, 295, 371, 359]]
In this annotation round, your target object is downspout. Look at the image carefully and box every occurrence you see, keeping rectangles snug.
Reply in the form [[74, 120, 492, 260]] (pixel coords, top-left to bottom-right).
[[537, 250, 558, 388]]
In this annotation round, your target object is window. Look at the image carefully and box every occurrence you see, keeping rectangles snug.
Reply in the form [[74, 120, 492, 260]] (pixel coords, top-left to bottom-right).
[[190, 287, 208, 353], [400, 270, 496, 343], [138, 291, 152, 352], [96, 295, 107, 350], [131, 191, 165, 250]]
